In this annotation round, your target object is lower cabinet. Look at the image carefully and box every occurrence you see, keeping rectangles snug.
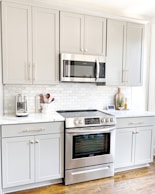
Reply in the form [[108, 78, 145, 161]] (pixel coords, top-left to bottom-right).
[[1, 122, 64, 189], [115, 117, 154, 171]]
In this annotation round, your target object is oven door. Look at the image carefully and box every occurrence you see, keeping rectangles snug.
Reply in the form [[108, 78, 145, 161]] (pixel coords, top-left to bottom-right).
[[65, 126, 115, 170]]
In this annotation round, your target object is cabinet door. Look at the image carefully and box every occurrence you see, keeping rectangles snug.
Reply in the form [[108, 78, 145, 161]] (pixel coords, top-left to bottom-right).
[[134, 127, 153, 164], [106, 19, 126, 86], [32, 8, 59, 84], [2, 2, 32, 84], [35, 133, 64, 182], [2, 136, 34, 188], [115, 128, 135, 168], [84, 16, 106, 55], [60, 11, 84, 54], [125, 23, 144, 86]]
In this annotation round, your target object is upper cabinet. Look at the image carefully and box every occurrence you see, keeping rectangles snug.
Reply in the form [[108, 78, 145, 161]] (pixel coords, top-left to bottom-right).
[[1, 3, 144, 85], [60, 11, 106, 56], [2, 2, 59, 84], [125, 23, 144, 86], [106, 19, 144, 86]]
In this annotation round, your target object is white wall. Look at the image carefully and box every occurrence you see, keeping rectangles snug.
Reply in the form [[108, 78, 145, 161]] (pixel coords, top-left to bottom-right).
[[148, 18, 155, 155], [148, 18, 155, 111]]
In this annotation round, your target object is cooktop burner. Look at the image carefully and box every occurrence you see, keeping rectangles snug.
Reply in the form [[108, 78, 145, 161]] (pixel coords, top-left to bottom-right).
[[57, 109, 108, 118]]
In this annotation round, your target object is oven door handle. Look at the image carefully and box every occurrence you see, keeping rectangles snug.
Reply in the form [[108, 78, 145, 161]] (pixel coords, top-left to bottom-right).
[[71, 166, 110, 176], [66, 126, 116, 134]]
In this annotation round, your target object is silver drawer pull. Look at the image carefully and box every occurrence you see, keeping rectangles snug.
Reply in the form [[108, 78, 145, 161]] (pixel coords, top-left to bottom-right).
[[30, 140, 35, 144], [35, 140, 39, 143], [22, 128, 45, 132], [129, 122, 144, 125]]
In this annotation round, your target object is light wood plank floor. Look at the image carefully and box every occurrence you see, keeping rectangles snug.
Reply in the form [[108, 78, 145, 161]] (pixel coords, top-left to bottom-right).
[[12, 162, 155, 194]]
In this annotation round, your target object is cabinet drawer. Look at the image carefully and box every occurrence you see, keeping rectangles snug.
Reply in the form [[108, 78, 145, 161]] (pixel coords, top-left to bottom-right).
[[1, 122, 64, 137], [116, 116, 155, 128]]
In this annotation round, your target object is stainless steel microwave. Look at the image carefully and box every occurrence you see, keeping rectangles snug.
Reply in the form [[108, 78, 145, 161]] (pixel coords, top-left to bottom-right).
[[60, 53, 106, 83]]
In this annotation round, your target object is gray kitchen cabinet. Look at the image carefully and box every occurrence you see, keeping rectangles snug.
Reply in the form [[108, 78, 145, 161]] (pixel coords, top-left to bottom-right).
[[106, 19, 125, 85], [60, 11, 106, 56], [2, 2, 59, 84], [106, 19, 144, 86], [125, 23, 144, 86], [1, 122, 64, 190], [115, 117, 154, 172], [115, 127, 134, 168]]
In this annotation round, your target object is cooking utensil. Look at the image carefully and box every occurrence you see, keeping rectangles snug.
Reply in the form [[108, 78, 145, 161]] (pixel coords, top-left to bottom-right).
[[49, 98, 55, 103], [40, 94, 44, 103], [45, 93, 51, 103], [46, 93, 50, 99]]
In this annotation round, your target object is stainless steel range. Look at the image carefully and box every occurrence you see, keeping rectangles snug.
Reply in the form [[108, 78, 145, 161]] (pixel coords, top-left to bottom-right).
[[57, 109, 116, 185]]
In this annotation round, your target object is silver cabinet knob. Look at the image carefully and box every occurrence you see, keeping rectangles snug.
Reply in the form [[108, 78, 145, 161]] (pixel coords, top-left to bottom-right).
[[30, 140, 34, 144]]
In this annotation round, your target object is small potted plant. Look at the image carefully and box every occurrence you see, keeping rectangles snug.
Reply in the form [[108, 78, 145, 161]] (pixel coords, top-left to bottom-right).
[[117, 97, 124, 110]]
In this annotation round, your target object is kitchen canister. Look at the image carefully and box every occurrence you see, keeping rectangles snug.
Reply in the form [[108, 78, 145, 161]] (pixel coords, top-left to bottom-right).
[[40, 103, 50, 113]]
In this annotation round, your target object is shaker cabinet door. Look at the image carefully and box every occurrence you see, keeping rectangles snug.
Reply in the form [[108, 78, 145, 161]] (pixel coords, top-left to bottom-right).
[[134, 127, 153, 164], [84, 16, 106, 55], [2, 2, 32, 84], [106, 19, 125, 85], [32, 7, 59, 84], [126, 23, 144, 86], [115, 128, 135, 168], [35, 133, 64, 182], [60, 11, 84, 54], [2, 136, 34, 188]]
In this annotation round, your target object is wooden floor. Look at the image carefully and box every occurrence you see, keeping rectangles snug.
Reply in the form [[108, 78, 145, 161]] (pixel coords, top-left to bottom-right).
[[12, 162, 155, 194]]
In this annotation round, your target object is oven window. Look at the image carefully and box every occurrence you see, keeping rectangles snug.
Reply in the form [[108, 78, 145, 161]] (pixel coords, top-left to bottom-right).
[[73, 133, 110, 159]]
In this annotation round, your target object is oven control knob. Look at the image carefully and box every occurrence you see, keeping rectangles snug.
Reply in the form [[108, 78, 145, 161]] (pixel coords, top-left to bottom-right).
[[74, 119, 79, 125], [74, 119, 83, 126], [110, 118, 113, 122], [79, 120, 83, 124], [106, 118, 110, 123], [101, 118, 105, 123]]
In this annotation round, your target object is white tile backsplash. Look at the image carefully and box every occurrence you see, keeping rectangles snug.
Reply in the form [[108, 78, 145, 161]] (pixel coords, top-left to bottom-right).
[[3, 83, 132, 114]]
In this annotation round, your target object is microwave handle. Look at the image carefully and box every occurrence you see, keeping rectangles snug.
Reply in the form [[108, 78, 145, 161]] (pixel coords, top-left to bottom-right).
[[96, 59, 100, 81]]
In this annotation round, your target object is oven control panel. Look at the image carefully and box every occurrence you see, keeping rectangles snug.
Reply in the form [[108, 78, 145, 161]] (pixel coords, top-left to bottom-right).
[[58, 110, 116, 128], [71, 116, 116, 128], [85, 118, 100, 125]]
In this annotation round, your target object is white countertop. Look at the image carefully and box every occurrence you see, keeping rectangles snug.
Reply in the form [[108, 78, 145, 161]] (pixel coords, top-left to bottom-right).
[[0, 111, 65, 125], [0, 109, 154, 125], [102, 109, 155, 118]]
